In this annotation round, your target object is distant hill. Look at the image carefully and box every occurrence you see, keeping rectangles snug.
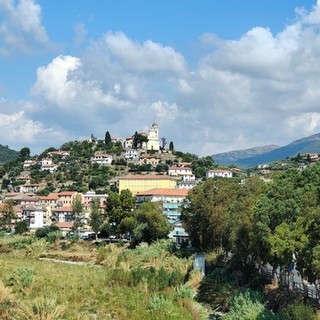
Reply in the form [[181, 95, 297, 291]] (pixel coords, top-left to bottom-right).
[[212, 133, 320, 168], [213, 145, 279, 165], [0, 144, 19, 164]]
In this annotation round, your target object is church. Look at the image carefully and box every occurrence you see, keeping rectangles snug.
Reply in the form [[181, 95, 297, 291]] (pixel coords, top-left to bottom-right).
[[146, 120, 160, 151]]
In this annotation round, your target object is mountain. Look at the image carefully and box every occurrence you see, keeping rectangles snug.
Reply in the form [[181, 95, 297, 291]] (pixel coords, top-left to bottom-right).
[[213, 145, 279, 165], [0, 144, 19, 164], [212, 133, 320, 168]]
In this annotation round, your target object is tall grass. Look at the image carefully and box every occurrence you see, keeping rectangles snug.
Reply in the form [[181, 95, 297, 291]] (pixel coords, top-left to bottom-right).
[[0, 238, 206, 320]]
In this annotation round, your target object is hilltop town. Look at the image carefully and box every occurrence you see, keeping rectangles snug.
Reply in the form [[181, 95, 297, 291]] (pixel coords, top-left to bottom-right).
[[0, 120, 239, 243]]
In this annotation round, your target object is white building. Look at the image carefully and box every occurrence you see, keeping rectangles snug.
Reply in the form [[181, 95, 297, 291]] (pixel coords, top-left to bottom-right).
[[168, 166, 193, 176], [124, 149, 139, 161], [206, 169, 233, 179], [21, 205, 51, 230], [41, 158, 58, 172], [146, 121, 160, 151], [91, 152, 112, 165]]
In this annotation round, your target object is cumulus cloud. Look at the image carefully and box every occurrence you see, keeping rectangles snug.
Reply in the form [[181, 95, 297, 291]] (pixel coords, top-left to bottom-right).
[[0, 106, 67, 153], [101, 31, 187, 74], [8, 3, 320, 156], [0, 0, 52, 55]]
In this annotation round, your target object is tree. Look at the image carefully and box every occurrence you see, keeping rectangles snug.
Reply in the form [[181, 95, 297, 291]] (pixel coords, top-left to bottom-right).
[[105, 131, 112, 145], [89, 198, 104, 240], [106, 190, 136, 236], [14, 220, 29, 234], [0, 200, 17, 231], [19, 147, 30, 160], [160, 137, 167, 150], [169, 141, 174, 151], [181, 178, 239, 251], [133, 202, 172, 244], [71, 194, 84, 233]]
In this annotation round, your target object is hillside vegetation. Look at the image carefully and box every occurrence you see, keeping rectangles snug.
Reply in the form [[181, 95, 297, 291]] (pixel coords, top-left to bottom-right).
[[0, 144, 18, 164]]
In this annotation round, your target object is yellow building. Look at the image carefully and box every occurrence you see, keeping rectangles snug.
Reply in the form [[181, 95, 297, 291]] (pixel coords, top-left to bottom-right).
[[118, 174, 177, 194]]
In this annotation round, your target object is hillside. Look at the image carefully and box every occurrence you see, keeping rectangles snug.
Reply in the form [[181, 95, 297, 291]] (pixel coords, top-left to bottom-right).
[[213, 132, 320, 168], [213, 145, 279, 165], [0, 144, 18, 164]]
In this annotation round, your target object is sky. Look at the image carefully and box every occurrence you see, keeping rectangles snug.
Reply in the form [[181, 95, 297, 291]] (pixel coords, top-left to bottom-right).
[[0, 0, 320, 156]]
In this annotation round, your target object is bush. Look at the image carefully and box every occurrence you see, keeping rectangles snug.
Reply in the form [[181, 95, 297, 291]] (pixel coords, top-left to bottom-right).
[[279, 302, 317, 320], [196, 269, 236, 312], [35, 225, 60, 238], [148, 294, 175, 316], [224, 290, 275, 320], [7, 267, 35, 291], [14, 221, 29, 235]]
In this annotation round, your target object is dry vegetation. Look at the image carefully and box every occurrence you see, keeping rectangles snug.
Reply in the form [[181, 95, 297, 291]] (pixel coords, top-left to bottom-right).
[[0, 236, 207, 320]]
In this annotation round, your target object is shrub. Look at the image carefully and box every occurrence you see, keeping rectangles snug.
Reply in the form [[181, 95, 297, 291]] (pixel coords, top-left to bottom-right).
[[7, 267, 35, 291], [196, 269, 236, 312], [14, 297, 66, 320], [279, 302, 317, 320], [35, 225, 60, 238], [14, 221, 29, 235], [46, 230, 62, 243], [148, 294, 175, 316], [25, 239, 48, 257], [224, 290, 275, 320]]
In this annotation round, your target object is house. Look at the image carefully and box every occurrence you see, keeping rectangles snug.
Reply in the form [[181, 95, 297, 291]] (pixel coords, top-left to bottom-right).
[[7, 194, 39, 205], [90, 152, 112, 165], [16, 172, 31, 183], [41, 158, 58, 172], [53, 221, 74, 236], [83, 191, 108, 210], [56, 191, 78, 207], [124, 149, 139, 161], [51, 206, 74, 223], [38, 193, 59, 207], [17, 183, 40, 194], [206, 169, 233, 179], [124, 137, 133, 149], [23, 159, 36, 169], [139, 153, 159, 166], [48, 150, 70, 158], [21, 204, 51, 230], [168, 166, 193, 176], [118, 174, 177, 194], [136, 188, 189, 244], [178, 174, 199, 190]]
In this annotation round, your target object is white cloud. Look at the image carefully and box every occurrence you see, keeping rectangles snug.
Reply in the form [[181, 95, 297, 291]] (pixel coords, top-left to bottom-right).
[[150, 101, 179, 121], [0, 108, 67, 153], [102, 31, 187, 74], [0, 0, 52, 55], [7, 3, 320, 157]]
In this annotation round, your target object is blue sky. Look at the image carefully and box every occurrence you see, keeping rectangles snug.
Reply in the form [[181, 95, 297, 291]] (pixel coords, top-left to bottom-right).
[[0, 0, 319, 156]]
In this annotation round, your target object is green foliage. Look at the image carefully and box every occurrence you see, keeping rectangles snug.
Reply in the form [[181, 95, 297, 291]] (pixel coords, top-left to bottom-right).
[[89, 198, 104, 237], [0, 144, 19, 164], [0, 200, 17, 232], [148, 293, 175, 316], [225, 290, 275, 320], [7, 266, 35, 290], [196, 269, 236, 312], [35, 225, 60, 239], [278, 302, 317, 320], [14, 221, 29, 235], [133, 202, 173, 244], [181, 178, 241, 251], [104, 131, 112, 145]]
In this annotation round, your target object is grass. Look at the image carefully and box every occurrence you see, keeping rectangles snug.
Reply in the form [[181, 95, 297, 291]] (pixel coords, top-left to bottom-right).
[[0, 237, 207, 319]]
